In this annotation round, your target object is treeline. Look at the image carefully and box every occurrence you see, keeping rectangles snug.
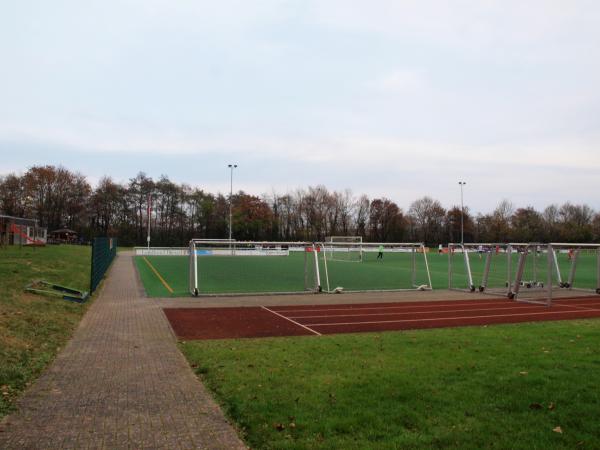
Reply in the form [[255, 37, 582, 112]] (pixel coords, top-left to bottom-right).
[[1, 165, 599, 246]]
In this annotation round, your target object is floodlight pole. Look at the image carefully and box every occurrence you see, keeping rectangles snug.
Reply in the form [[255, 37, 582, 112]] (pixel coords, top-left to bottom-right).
[[147, 193, 152, 249], [228, 164, 237, 243], [458, 181, 466, 245]]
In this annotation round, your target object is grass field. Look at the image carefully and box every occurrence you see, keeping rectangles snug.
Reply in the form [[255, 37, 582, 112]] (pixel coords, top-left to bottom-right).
[[0, 245, 92, 418], [181, 319, 600, 449], [135, 250, 599, 297]]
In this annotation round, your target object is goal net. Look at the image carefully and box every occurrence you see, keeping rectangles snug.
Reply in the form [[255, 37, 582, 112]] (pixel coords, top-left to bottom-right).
[[544, 243, 600, 300], [318, 242, 432, 293], [449, 242, 600, 305], [189, 240, 320, 296], [449, 243, 515, 296], [323, 236, 363, 262]]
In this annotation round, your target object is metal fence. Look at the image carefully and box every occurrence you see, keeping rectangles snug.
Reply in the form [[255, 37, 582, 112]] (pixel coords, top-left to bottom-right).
[[90, 237, 117, 293]]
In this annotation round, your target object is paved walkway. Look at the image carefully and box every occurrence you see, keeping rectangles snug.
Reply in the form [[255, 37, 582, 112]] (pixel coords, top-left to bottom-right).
[[0, 254, 246, 450]]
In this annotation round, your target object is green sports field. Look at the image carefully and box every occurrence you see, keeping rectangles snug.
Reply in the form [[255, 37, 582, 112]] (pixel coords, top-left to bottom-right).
[[135, 250, 599, 297]]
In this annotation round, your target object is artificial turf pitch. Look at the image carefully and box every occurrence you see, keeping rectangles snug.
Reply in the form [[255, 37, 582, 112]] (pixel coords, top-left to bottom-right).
[[135, 252, 433, 297], [135, 251, 599, 298]]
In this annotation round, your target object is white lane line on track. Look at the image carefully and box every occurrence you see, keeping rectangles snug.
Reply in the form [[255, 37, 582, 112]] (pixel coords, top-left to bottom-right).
[[272, 300, 514, 314], [304, 308, 600, 327], [261, 306, 322, 336], [554, 301, 600, 311], [286, 304, 569, 320]]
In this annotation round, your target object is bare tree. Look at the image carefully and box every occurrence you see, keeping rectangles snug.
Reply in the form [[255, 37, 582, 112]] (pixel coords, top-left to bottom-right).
[[408, 196, 446, 245]]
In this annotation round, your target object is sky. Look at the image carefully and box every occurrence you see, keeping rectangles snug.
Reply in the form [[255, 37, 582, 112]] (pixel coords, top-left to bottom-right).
[[1, 0, 600, 214]]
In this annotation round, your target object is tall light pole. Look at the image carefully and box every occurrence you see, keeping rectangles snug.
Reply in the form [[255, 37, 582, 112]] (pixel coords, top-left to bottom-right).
[[228, 164, 237, 243], [458, 181, 466, 245]]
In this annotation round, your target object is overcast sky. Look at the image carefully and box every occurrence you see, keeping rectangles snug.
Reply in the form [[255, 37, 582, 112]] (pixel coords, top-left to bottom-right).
[[1, 0, 599, 213]]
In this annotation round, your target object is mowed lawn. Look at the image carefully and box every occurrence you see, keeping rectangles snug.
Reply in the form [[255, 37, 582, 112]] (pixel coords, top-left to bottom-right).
[[0, 245, 92, 418], [182, 319, 600, 449], [136, 250, 598, 297]]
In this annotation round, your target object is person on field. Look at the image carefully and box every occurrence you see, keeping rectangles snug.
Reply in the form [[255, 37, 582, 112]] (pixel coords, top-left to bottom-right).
[[377, 244, 384, 260]]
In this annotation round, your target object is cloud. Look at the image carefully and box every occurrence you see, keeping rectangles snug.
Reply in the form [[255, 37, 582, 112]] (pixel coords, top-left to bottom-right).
[[367, 68, 427, 94], [309, 1, 600, 56]]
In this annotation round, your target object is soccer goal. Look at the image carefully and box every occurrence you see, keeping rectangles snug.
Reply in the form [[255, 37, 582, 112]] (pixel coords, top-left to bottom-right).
[[318, 242, 432, 293], [448, 243, 513, 295], [323, 236, 363, 262], [543, 243, 600, 299], [448, 242, 600, 306], [449, 243, 549, 301], [188, 239, 321, 296]]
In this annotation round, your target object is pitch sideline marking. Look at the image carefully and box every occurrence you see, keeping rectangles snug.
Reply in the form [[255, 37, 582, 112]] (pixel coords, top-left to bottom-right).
[[261, 306, 321, 336], [142, 256, 174, 294]]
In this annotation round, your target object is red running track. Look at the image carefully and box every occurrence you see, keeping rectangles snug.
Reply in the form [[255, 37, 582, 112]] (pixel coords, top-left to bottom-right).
[[164, 296, 600, 340]]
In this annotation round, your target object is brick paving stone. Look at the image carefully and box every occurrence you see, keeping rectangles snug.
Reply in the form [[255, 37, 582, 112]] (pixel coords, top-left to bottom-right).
[[0, 253, 246, 450]]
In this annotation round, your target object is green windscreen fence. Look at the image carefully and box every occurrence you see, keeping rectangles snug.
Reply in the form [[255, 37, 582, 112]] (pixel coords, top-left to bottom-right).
[[90, 237, 117, 293]]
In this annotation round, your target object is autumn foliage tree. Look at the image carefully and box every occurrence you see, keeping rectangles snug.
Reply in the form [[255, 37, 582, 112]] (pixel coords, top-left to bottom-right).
[[1, 166, 599, 246]]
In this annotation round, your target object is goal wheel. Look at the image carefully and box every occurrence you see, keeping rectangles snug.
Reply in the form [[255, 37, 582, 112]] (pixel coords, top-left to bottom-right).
[[564, 283, 571, 289], [508, 292, 515, 300], [478, 286, 485, 292], [596, 288, 600, 295], [193, 288, 199, 297], [469, 285, 476, 292], [526, 283, 532, 289]]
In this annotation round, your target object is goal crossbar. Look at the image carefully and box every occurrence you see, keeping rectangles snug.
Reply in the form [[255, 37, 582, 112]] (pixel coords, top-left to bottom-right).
[[189, 239, 321, 296], [449, 242, 600, 306], [318, 242, 432, 293]]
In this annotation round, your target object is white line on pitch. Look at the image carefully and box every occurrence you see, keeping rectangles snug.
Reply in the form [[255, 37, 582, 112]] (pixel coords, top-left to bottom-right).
[[261, 306, 322, 336], [304, 308, 600, 327]]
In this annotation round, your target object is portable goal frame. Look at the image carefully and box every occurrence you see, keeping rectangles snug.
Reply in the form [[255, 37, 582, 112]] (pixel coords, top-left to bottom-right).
[[449, 242, 600, 306], [188, 239, 321, 296], [543, 243, 600, 300], [318, 241, 432, 293], [323, 236, 363, 262], [449, 243, 548, 301]]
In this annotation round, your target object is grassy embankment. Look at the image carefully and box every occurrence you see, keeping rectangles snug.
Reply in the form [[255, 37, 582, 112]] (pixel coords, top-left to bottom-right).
[[0, 245, 92, 417]]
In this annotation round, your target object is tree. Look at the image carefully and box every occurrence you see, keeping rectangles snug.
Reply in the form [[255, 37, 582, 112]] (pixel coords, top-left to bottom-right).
[[511, 207, 544, 242], [486, 199, 514, 242], [445, 206, 474, 243], [0, 174, 26, 217], [408, 197, 446, 245], [233, 193, 273, 240], [369, 198, 406, 242], [557, 202, 594, 242]]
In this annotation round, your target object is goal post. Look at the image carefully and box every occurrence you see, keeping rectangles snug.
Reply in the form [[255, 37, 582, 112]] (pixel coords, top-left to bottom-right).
[[188, 239, 321, 296], [449, 242, 600, 306], [324, 236, 363, 262], [544, 243, 600, 298], [448, 243, 544, 299], [318, 241, 432, 293]]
